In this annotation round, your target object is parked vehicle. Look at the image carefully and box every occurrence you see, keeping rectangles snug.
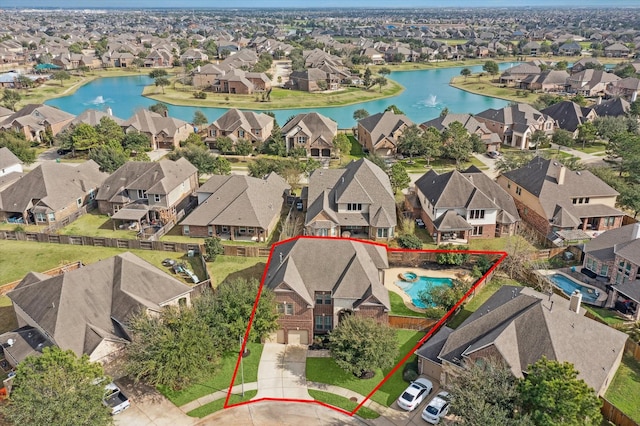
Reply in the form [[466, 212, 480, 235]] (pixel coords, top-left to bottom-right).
[[396, 377, 433, 411], [485, 150, 501, 159], [421, 391, 450, 424], [103, 382, 130, 415]]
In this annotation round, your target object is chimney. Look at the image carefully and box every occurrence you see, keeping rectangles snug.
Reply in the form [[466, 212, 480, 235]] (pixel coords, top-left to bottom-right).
[[597, 96, 602, 105], [557, 165, 566, 185], [163, 109, 168, 118], [632, 222, 640, 240], [569, 290, 582, 313], [633, 91, 638, 103], [106, 106, 113, 116]]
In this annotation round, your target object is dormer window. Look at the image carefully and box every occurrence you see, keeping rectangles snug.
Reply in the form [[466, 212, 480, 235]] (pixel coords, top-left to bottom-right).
[[138, 189, 148, 199], [347, 203, 362, 211]]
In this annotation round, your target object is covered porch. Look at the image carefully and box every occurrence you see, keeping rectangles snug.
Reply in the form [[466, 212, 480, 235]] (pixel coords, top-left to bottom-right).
[[611, 280, 640, 321], [433, 210, 471, 245], [214, 225, 265, 242]]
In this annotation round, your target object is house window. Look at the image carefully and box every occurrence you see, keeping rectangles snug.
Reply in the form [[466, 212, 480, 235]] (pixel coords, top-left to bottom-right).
[[315, 315, 332, 330], [154, 194, 161, 202], [315, 292, 331, 305], [239, 227, 246, 233], [76, 197, 82, 207], [89, 190, 96, 200], [297, 136, 307, 144], [606, 217, 616, 227], [347, 203, 362, 211], [572, 198, 577, 204], [208, 226, 213, 236], [210, 129, 216, 137], [48, 213, 55, 222], [507, 182, 511, 189], [278, 302, 294, 315], [137, 189, 148, 199], [584, 197, 590, 204], [469, 209, 485, 219], [247, 227, 255, 234], [238, 130, 245, 138], [377, 228, 389, 238], [253, 129, 260, 136], [472, 226, 484, 236], [515, 187, 522, 196], [35, 212, 46, 222], [221, 226, 229, 233], [600, 264, 609, 276], [317, 228, 329, 236], [183, 225, 190, 235]]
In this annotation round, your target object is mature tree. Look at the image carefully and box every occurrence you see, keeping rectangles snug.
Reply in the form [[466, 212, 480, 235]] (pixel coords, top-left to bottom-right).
[[389, 162, 410, 194], [365, 152, 388, 171], [629, 99, 640, 117], [235, 138, 254, 158], [155, 77, 170, 94], [576, 122, 597, 148], [52, 70, 71, 86], [96, 116, 125, 146], [195, 278, 279, 351], [551, 128, 574, 147], [182, 132, 205, 148], [2, 89, 21, 110], [126, 305, 219, 390], [353, 108, 370, 121], [15, 74, 35, 89], [363, 67, 372, 88], [470, 134, 485, 153], [149, 102, 168, 115], [447, 357, 533, 426], [89, 145, 128, 172], [203, 236, 224, 261], [0, 347, 112, 426], [441, 121, 473, 168], [385, 104, 404, 115], [329, 315, 398, 378], [215, 135, 233, 154], [167, 144, 215, 175], [482, 60, 500, 76], [149, 69, 168, 79], [262, 136, 286, 157], [397, 124, 425, 159], [419, 278, 471, 312], [460, 67, 472, 80], [122, 131, 151, 152], [212, 156, 231, 175], [496, 151, 536, 173], [69, 123, 100, 154], [501, 230, 537, 279], [192, 110, 209, 129], [520, 357, 602, 426], [333, 133, 352, 163], [0, 131, 36, 164], [529, 129, 549, 149], [374, 76, 387, 92], [377, 66, 391, 77], [422, 126, 443, 166]]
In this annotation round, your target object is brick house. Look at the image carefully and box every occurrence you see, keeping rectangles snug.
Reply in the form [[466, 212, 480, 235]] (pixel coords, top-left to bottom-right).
[[264, 238, 390, 345], [356, 110, 413, 157], [474, 104, 555, 150], [281, 112, 337, 158], [180, 173, 289, 242], [0, 104, 75, 143], [497, 157, 624, 244], [582, 223, 640, 320], [0, 160, 107, 225], [416, 286, 627, 397], [122, 109, 194, 150], [421, 113, 502, 153], [205, 108, 274, 150], [409, 166, 519, 244]]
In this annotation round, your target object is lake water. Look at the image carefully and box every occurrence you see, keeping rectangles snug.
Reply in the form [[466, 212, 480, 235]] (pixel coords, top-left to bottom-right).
[[45, 63, 515, 128]]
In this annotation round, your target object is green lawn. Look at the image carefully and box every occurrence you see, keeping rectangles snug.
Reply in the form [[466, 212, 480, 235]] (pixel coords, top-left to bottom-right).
[[308, 390, 380, 419], [207, 256, 266, 287], [58, 212, 138, 239], [398, 156, 487, 173], [605, 354, 640, 423], [0, 240, 195, 285], [159, 226, 205, 244], [159, 342, 263, 407], [584, 306, 628, 326], [389, 291, 423, 317], [306, 329, 423, 407], [0, 295, 17, 334], [186, 390, 257, 418], [571, 142, 608, 155], [447, 278, 517, 329]]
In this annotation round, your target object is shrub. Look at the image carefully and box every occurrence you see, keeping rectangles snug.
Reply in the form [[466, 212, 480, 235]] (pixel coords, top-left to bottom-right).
[[397, 234, 422, 249], [193, 91, 207, 99], [203, 236, 224, 261]]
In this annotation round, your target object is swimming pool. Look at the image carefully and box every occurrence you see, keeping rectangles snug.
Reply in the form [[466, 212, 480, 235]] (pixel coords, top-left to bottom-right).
[[395, 274, 453, 309], [548, 273, 600, 304]]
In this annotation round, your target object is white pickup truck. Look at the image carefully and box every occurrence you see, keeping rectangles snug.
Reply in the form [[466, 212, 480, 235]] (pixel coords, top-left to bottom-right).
[[103, 382, 130, 415]]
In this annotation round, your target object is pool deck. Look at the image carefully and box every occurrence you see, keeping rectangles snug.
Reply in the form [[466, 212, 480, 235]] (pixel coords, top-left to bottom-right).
[[536, 269, 608, 305], [384, 267, 468, 314]]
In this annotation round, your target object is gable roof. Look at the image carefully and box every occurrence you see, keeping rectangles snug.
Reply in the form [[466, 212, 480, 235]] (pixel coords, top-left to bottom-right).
[[417, 286, 628, 395], [358, 110, 413, 150], [264, 238, 389, 310], [475, 103, 550, 128], [584, 223, 640, 263], [541, 101, 593, 133], [0, 103, 75, 132], [0, 160, 107, 213], [305, 158, 396, 229], [8, 252, 193, 358], [0, 146, 22, 170], [210, 108, 273, 138], [281, 112, 337, 144], [590, 97, 630, 117], [181, 173, 290, 229], [68, 109, 124, 128], [95, 158, 197, 203], [123, 109, 192, 137]]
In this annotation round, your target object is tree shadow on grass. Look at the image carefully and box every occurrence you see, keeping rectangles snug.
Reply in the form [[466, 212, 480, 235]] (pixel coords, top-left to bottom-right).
[[222, 262, 267, 285], [0, 305, 17, 334]]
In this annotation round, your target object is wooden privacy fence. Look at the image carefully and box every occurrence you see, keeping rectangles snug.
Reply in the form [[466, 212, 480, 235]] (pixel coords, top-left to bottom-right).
[[625, 339, 640, 362], [0, 261, 83, 296], [389, 315, 437, 331], [601, 398, 639, 426]]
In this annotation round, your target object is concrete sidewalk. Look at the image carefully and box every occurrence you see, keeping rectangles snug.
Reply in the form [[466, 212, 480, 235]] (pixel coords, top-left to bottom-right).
[[254, 343, 312, 400], [179, 382, 258, 413]]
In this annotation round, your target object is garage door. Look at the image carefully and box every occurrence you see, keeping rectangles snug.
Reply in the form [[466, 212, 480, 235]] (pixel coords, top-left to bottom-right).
[[287, 330, 308, 345], [276, 330, 285, 344]]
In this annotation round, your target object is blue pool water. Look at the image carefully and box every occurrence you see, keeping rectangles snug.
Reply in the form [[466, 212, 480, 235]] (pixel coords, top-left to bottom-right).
[[549, 274, 599, 304], [395, 275, 453, 309]]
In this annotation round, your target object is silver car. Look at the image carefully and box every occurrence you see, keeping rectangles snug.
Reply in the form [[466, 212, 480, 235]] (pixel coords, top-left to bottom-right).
[[421, 391, 450, 424]]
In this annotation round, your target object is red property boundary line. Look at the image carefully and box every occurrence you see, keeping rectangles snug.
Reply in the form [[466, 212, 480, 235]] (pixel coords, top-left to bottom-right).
[[225, 235, 507, 417]]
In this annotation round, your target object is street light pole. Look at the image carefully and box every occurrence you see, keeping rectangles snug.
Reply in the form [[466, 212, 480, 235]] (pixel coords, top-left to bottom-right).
[[240, 336, 245, 397]]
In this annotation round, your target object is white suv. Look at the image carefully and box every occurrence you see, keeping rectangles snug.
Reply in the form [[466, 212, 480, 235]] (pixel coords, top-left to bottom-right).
[[421, 391, 450, 424]]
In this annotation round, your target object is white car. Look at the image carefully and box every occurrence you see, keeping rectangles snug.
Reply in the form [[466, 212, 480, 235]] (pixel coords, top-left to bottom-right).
[[421, 391, 450, 424], [396, 377, 433, 411]]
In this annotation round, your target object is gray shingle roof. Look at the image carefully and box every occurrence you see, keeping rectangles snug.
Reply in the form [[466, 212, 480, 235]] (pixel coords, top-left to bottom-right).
[[583, 224, 640, 263], [358, 111, 413, 150], [264, 238, 389, 310], [8, 252, 193, 358], [180, 173, 289, 229], [281, 112, 337, 146], [0, 146, 22, 170], [0, 104, 75, 132], [541, 101, 592, 133]]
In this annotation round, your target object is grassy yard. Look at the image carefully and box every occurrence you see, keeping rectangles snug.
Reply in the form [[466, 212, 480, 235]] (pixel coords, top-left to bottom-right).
[[389, 291, 423, 317], [571, 142, 608, 155], [159, 226, 205, 244], [0, 295, 17, 334], [399, 156, 487, 174], [308, 390, 380, 419], [144, 79, 404, 110], [306, 329, 423, 407], [0, 240, 195, 285], [159, 342, 263, 407], [605, 354, 640, 423], [584, 306, 628, 326], [450, 74, 543, 104], [58, 212, 138, 239], [207, 255, 266, 287], [447, 278, 517, 329], [186, 390, 257, 418]]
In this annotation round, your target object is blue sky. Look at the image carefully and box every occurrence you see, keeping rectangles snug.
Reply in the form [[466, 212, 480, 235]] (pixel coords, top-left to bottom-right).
[[5, 0, 639, 7]]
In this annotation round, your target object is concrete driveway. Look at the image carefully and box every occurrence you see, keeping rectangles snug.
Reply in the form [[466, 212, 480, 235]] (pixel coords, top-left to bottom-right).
[[196, 400, 367, 425], [254, 343, 312, 400]]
